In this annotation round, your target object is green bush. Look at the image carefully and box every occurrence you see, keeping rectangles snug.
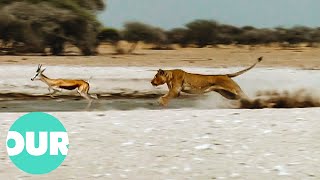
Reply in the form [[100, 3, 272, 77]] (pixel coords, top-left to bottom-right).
[[0, 0, 105, 55], [185, 19, 219, 47], [97, 28, 121, 43], [122, 22, 167, 53]]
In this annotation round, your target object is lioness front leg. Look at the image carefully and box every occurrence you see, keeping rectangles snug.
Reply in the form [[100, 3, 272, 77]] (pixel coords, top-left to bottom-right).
[[159, 88, 180, 106]]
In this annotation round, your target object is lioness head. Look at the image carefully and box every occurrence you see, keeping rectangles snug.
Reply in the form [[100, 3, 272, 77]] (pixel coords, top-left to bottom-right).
[[151, 69, 167, 86]]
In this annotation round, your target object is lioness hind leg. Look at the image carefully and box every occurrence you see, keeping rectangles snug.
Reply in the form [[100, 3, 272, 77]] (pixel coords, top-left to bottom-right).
[[207, 85, 248, 100], [233, 85, 250, 100], [214, 89, 239, 99], [237, 89, 249, 100]]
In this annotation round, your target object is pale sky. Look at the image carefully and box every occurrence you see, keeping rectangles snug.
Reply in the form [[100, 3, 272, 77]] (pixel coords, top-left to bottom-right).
[[98, 0, 320, 29]]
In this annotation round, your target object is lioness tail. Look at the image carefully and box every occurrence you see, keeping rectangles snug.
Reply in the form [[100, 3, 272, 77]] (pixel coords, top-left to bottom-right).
[[227, 56, 263, 78]]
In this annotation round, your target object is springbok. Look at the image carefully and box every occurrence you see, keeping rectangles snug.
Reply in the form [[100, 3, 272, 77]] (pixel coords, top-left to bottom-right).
[[31, 64, 97, 108]]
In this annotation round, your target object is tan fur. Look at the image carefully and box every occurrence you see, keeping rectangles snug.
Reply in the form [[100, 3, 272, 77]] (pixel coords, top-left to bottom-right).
[[151, 57, 263, 106], [31, 64, 97, 109]]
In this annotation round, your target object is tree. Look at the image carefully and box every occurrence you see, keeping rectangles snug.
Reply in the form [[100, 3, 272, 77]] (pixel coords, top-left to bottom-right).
[[166, 28, 189, 47], [215, 24, 241, 45], [185, 20, 219, 47], [0, 0, 105, 55], [309, 28, 320, 47], [234, 27, 276, 45], [122, 22, 167, 53], [97, 28, 121, 44], [285, 26, 312, 45]]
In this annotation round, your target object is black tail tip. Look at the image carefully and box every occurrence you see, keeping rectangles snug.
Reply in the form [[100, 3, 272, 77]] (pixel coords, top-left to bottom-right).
[[258, 56, 263, 62]]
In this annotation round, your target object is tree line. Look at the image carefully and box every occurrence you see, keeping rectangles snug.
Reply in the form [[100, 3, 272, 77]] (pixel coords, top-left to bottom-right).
[[0, 0, 319, 55], [99, 20, 320, 53]]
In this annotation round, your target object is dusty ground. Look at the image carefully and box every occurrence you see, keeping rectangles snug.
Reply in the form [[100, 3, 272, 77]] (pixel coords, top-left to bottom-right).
[[0, 66, 319, 111], [1, 110, 320, 179], [0, 45, 319, 69], [0, 46, 319, 179]]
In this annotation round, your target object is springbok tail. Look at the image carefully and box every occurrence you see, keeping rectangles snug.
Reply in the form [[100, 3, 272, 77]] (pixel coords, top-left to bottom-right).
[[227, 56, 263, 78]]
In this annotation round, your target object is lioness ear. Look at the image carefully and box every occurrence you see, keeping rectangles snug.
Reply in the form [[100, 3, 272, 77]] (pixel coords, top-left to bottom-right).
[[158, 69, 164, 75]]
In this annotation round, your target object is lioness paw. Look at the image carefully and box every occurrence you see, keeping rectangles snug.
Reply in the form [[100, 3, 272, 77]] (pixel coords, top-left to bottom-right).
[[158, 97, 168, 107]]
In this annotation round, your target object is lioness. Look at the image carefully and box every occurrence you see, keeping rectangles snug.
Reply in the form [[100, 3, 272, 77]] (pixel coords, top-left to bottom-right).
[[151, 57, 263, 106]]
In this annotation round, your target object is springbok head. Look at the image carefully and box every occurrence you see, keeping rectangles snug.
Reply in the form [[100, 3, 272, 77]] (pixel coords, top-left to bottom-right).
[[31, 64, 46, 81]]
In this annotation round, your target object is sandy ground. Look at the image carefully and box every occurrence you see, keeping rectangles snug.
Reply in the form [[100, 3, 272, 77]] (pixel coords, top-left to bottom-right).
[[0, 65, 319, 180], [0, 45, 319, 69], [0, 109, 320, 179], [0, 47, 319, 179], [0, 66, 319, 111], [0, 65, 319, 95]]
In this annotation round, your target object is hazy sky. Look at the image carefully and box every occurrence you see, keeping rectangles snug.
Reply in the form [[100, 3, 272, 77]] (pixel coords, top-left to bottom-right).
[[98, 0, 319, 29]]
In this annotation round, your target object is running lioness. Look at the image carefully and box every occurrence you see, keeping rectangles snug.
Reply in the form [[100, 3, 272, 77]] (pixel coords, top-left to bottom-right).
[[151, 57, 263, 106]]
